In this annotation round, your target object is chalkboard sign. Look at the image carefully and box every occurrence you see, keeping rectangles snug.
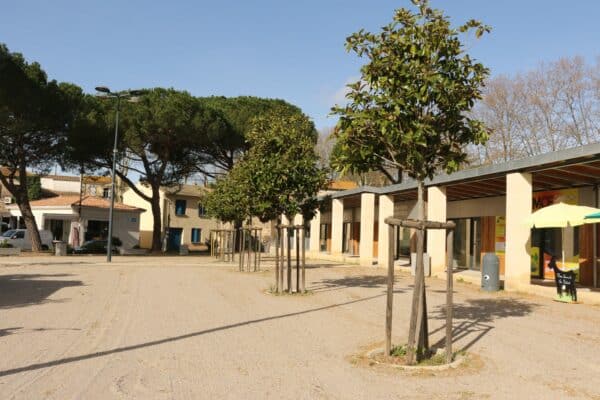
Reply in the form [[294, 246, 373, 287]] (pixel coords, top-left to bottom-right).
[[555, 270, 577, 302]]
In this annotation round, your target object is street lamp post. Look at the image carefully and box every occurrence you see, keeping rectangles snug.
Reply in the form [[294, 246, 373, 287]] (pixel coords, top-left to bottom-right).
[[95, 86, 145, 262]]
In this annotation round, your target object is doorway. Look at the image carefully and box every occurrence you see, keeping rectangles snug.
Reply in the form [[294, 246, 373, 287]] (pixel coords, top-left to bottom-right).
[[450, 217, 482, 270], [167, 228, 183, 251], [85, 220, 109, 241]]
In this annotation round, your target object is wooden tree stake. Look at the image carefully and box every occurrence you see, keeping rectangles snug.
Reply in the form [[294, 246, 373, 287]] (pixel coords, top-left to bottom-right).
[[385, 223, 395, 357], [446, 229, 454, 364]]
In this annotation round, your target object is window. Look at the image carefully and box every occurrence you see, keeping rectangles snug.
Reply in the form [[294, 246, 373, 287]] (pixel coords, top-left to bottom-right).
[[198, 203, 206, 217], [175, 199, 187, 216], [191, 228, 201, 244], [15, 231, 25, 239], [102, 187, 110, 198]]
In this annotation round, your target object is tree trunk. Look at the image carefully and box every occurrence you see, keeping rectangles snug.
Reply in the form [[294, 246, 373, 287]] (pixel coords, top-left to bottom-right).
[[296, 228, 300, 293], [287, 227, 292, 293], [384, 222, 395, 356], [150, 186, 163, 253], [446, 229, 454, 364], [406, 180, 427, 364], [17, 192, 42, 251], [275, 223, 280, 292], [301, 220, 306, 293]]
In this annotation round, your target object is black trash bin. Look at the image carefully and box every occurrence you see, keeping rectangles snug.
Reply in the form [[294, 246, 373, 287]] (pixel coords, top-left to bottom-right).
[[481, 253, 500, 291]]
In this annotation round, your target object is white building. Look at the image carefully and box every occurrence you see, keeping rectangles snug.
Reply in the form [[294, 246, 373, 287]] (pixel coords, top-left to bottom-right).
[[7, 195, 144, 249]]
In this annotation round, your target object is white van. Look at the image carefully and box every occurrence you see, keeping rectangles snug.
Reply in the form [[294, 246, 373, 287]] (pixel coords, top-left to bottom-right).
[[1, 229, 54, 250]]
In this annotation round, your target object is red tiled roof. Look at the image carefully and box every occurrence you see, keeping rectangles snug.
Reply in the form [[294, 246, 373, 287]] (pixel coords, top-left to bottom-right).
[[23, 195, 144, 212], [43, 175, 80, 182], [327, 180, 358, 190], [83, 175, 111, 184]]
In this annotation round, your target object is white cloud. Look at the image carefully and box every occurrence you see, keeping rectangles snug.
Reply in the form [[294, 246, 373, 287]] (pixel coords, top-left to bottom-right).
[[330, 75, 360, 106]]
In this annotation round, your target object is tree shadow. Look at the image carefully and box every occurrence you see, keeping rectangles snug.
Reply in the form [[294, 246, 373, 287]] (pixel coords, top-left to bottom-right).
[[303, 263, 340, 269], [0, 292, 385, 378], [0, 326, 81, 338], [0, 327, 22, 337], [309, 275, 404, 293], [0, 274, 83, 309], [428, 298, 538, 352]]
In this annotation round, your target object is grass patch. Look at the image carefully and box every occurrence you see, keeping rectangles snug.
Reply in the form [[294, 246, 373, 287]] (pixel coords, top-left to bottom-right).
[[374, 344, 460, 366], [265, 285, 313, 296], [390, 345, 407, 358]]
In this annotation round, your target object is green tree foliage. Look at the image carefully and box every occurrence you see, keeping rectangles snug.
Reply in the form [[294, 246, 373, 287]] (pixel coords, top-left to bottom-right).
[[245, 113, 325, 222], [0, 43, 81, 251], [206, 112, 326, 225], [27, 176, 42, 200], [331, 0, 490, 363], [331, 0, 490, 183], [197, 96, 306, 176], [204, 165, 250, 224], [68, 88, 230, 251]]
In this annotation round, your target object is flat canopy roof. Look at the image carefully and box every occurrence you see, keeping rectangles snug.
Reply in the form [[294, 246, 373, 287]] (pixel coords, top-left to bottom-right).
[[338, 143, 600, 202]]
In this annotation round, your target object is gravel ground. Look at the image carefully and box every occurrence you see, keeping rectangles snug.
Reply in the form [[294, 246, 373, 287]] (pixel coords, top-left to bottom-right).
[[0, 255, 599, 399]]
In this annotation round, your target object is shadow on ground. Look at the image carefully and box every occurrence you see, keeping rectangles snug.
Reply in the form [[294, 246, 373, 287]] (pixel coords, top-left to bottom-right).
[[0, 327, 22, 337], [309, 275, 404, 293], [0, 292, 385, 378], [429, 298, 538, 351], [0, 274, 83, 309]]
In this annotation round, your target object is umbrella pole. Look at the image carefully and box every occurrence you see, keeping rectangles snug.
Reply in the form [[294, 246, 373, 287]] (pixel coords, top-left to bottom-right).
[[562, 228, 565, 271]]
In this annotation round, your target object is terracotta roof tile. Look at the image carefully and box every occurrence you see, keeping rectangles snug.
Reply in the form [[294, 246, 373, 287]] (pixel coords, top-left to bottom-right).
[[163, 184, 208, 197], [21, 195, 144, 211], [327, 180, 358, 190]]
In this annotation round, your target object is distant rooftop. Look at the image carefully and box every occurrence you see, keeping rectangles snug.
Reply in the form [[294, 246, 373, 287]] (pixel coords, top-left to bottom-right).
[[10, 195, 144, 212]]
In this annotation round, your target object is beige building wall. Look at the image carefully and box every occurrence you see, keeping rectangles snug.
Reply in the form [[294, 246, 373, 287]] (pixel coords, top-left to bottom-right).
[[505, 172, 533, 291], [331, 199, 344, 255], [122, 185, 164, 249], [309, 210, 320, 253], [164, 193, 219, 250], [359, 193, 375, 266], [427, 186, 447, 275], [377, 194, 394, 268], [447, 195, 506, 219]]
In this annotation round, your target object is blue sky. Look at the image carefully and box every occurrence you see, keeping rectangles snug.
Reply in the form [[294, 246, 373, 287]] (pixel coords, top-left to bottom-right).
[[3, 0, 600, 131]]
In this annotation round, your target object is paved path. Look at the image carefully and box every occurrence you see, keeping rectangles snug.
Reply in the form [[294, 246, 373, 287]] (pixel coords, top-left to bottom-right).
[[0, 256, 599, 399]]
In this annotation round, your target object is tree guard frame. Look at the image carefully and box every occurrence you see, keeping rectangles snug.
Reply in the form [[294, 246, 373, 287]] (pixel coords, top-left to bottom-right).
[[275, 224, 307, 294], [383, 217, 456, 364], [237, 226, 263, 272]]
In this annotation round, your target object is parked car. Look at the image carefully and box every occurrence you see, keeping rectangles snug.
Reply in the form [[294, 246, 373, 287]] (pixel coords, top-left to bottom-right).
[[72, 239, 120, 254], [2, 229, 54, 250]]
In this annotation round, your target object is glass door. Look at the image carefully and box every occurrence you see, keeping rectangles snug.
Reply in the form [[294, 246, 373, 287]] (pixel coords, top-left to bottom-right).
[[470, 218, 482, 271]]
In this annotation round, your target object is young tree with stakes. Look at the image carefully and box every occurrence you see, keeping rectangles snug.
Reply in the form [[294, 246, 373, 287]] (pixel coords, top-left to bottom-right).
[[331, 0, 490, 363], [205, 111, 327, 291]]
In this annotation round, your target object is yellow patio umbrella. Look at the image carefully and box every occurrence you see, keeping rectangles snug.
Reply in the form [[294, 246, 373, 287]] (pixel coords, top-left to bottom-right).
[[525, 202, 600, 269]]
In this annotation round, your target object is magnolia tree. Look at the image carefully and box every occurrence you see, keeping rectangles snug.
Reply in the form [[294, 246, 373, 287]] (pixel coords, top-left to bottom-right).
[[206, 111, 327, 287], [208, 111, 326, 224], [332, 0, 490, 363]]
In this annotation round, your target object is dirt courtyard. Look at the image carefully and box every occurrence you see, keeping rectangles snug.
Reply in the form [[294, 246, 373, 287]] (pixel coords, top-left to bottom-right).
[[0, 255, 599, 399]]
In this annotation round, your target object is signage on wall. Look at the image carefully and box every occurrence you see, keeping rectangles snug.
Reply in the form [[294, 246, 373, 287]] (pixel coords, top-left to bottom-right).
[[532, 188, 578, 211], [530, 247, 540, 275], [494, 216, 505, 254]]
